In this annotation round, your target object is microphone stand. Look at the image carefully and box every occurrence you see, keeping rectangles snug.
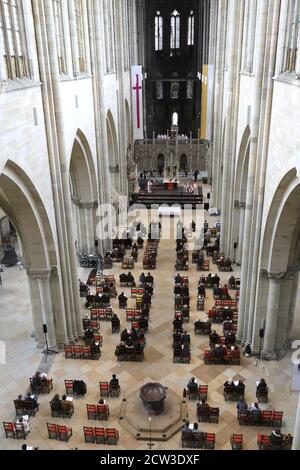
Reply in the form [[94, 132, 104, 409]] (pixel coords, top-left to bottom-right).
[[42, 332, 58, 362]]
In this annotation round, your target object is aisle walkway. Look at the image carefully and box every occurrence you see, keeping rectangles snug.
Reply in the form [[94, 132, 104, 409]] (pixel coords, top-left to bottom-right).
[[0, 207, 298, 450]]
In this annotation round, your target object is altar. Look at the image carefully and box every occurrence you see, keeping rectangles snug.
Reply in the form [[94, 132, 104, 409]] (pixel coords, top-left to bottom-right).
[[163, 180, 178, 191]]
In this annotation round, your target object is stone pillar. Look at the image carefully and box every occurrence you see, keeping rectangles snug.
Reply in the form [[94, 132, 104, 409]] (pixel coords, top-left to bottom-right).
[[292, 393, 300, 450], [275, 273, 294, 356], [237, 0, 270, 343], [286, 271, 299, 343], [262, 272, 283, 360], [219, 0, 239, 254], [37, 272, 57, 350], [26, 272, 44, 347], [83, 202, 96, 254], [237, 202, 246, 265], [68, 0, 80, 76]]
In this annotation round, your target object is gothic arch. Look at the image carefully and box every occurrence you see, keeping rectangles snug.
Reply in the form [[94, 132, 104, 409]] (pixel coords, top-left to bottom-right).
[[0, 160, 67, 348], [260, 168, 298, 269], [69, 130, 98, 254], [255, 169, 300, 357]]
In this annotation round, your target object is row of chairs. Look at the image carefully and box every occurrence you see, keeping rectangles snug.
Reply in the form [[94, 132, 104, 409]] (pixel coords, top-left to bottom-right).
[[182, 432, 216, 449], [47, 423, 73, 441], [64, 343, 101, 360], [83, 427, 119, 445], [197, 406, 220, 424], [214, 299, 238, 310], [257, 433, 293, 451], [187, 385, 208, 401], [87, 404, 109, 421], [3, 422, 28, 440], [238, 410, 283, 427], [89, 307, 113, 322], [204, 348, 241, 365], [14, 399, 39, 417], [30, 377, 53, 395]]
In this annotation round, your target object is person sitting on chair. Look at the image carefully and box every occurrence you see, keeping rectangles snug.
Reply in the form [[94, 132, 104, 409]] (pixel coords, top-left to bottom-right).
[[224, 379, 235, 392], [60, 395, 74, 414], [110, 374, 120, 392], [243, 344, 252, 358], [256, 378, 267, 394], [236, 399, 248, 416], [249, 402, 260, 413], [269, 429, 284, 448], [187, 377, 198, 394], [118, 292, 128, 307]]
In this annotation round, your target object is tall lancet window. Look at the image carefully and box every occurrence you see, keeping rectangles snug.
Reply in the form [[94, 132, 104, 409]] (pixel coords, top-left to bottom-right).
[[53, 0, 66, 74], [155, 11, 163, 51], [170, 9, 180, 51], [286, 0, 300, 72], [187, 10, 194, 46], [0, 0, 28, 79], [74, 0, 86, 73]]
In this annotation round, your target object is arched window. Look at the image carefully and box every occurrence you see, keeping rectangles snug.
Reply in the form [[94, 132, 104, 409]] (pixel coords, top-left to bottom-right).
[[0, 0, 28, 79], [170, 10, 180, 50], [74, 0, 86, 73], [53, 0, 66, 74], [187, 10, 194, 46], [155, 11, 163, 51]]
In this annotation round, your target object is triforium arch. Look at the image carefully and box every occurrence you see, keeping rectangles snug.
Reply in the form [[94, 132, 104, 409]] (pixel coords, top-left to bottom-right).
[[253, 169, 300, 359], [233, 126, 251, 264], [0, 160, 68, 348], [69, 130, 98, 254], [106, 110, 120, 193]]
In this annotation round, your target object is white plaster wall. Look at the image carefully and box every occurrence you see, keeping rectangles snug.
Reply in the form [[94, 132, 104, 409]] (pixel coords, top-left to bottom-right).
[[262, 80, 300, 232], [0, 86, 56, 233]]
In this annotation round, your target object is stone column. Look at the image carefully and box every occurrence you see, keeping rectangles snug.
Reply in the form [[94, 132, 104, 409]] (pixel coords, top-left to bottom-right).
[[286, 271, 299, 343], [292, 393, 300, 450], [237, 0, 270, 343], [82, 202, 96, 254], [219, 0, 239, 254], [237, 202, 246, 265], [37, 272, 57, 350], [262, 272, 283, 360], [26, 272, 44, 347], [67, 0, 80, 76]]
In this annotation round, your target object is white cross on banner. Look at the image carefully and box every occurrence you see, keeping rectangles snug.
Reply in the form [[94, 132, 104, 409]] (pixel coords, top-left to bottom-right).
[[131, 65, 144, 140]]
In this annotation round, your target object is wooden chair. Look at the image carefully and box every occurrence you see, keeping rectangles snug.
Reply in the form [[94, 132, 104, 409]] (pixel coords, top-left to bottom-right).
[[3, 422, 15, 439], [193, 431, 204, 449], [57, 425, 72, 442], [209, 407, 220, 424], [106, 428, 119, 445], [14, 399, 25, 417], [198, 385, 208, 402], [230, 433, 243, 450], [204, 433, 215, 450], [181, 430, 193, 448], [256, 387, 268, 403], [99, 382, 110, 397], [81, 346, 92, 360], [109, 383, 120, 398], [23, 399, 39, 417], [272, 411, 283, 428], [64, 344, 74, 359], [261, 410, 272, 427], [72, 344, 82, 359], [87, 404, 97, 420], [47, 422, 58, 440], [15, 422, 26, 440], [97, 404, 109, 421], [83, 426, 95, 443], [257, 434, 271, 450], [64, 380, 74, 395], [94, 427, 106, 444], [238, 410, 249, 426]]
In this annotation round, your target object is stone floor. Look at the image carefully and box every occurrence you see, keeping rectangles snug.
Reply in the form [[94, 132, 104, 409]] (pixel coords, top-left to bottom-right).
[[0, 195, 298, 451]]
